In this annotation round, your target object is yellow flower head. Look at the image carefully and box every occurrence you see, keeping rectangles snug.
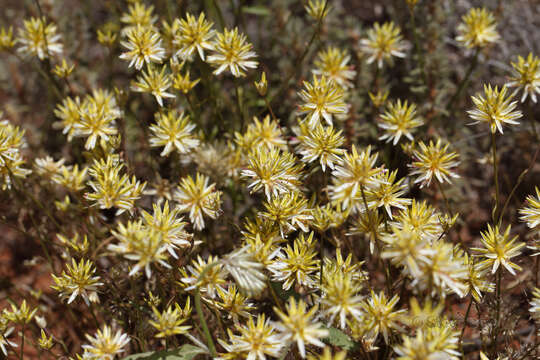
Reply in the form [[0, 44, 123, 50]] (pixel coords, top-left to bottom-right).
[[85, 156, 146, 214], [131, 65, 175, 106], [120, 1, 157, 32], [378, 99, 423, 145], [305, 0, 331, 21], [0, 119, 31, 189], [51, 258, 102, 305], [81, 325, 130, 360], [53, 59, 75, 78], [360, 22, 407, 68], [173, 70, 200, 94], [174, 173, 222, 231], [235, 115, 286, 151], [328, 145, 384, 212], [119, 25, 165, 70], [409, 139, 460, 188], [468, 84, 522, 134], [520, 187, 540, 229], [149, 304, 191, 338], [208, 27, 258, 77], [296, 121, 346, 172], [321, 269, 364, 329], [472, 224, 525, 275], [269, 232, 319, 290], [241, 146, 304, 200], [361, 291, 405, 344], [0, 27, 15, 51], [260, 192, 313, 236], [17, 17, 63, 59], [254, 71, 268, 96], [456, 8, 499, 49], [179, 255, 227, 298], [175, 12, 216, 61], [218, 314, 283, 360], [149, 110, 199, 157], [313, 46, 356, 89], [507, 53, 540, 103], [298, 75, 347, 128], [274, 298, 329, 358]]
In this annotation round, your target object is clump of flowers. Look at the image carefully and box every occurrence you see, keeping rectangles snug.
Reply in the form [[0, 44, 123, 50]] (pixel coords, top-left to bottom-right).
[[2, 2, 540, 360]]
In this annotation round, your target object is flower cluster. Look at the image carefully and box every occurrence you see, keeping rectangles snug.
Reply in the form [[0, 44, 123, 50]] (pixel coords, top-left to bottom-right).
[[0, 2, 539, 360]]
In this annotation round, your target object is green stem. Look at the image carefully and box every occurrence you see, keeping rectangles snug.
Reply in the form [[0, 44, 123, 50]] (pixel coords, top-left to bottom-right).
[[234, 81, 245, 131], [20, 324, 25, 360], [459, 297, 473, 347], [410, 9, 426, 85], [8, 168, 60, 229], [194, 263, 218, 357], [267, 280, 284, 311], [534, 256, 540, 287], [436, 181, 453, 217], [446, 48, 479, 114], [264, 0, 328, 113], [360, 186, 392, 294], [89, 302, 100, 328], [528, 101, 539, 142], [204, 0, 225, 29], [491, 131, 499, 222], [264, 96, 277, 121], [493, 268, 502, 355]]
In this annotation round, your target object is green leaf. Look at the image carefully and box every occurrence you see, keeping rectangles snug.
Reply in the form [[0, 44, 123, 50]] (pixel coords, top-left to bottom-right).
[[242, 6, 271, 16], [122, 344, 206, 360], [269, 281, 300, 302], [323, 327, 356, 351]]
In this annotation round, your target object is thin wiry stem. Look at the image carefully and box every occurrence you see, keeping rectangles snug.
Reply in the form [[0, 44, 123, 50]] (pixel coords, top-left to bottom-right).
[[459, 297, 474, 348], [194, 262, 218, 357], [19, 324, 25, 360], [234, 79, 245, 131], [491, 131, 500, 222], [446, 48, 479, 114], [204, 0, 225, 30], [493, 268, 502, 356], [528, 101, 539, 142], [497, 144, 539, 225], [267, 279, 284, 312], [409, 6, 426, 85], [360, 186, 392, 294], [264, 0, 329, 114], [436, 181, 453, 217]]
